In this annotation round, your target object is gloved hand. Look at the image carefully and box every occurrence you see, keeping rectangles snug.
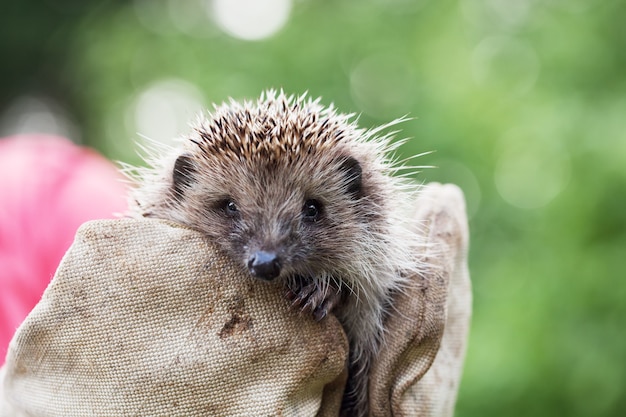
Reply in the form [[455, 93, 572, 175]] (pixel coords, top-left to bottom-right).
[[0, 183, 470, 417]]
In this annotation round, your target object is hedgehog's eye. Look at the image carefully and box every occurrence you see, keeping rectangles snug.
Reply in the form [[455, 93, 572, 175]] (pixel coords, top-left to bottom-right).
[[302, 199, 323, 223], [220, 199, 239, 218]]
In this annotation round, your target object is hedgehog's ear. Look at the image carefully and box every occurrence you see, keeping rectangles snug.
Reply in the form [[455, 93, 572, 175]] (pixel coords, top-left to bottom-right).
[[338, 156, 363, 198], [172, 153, 196, 200]]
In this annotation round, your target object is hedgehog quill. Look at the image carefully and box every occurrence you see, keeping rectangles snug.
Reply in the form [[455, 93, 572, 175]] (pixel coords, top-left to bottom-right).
[[129, 91, 429, 416]]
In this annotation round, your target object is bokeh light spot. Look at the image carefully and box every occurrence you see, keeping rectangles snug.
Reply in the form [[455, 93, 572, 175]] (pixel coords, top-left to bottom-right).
[[210, 0, 291, 41], [547, 0, 600, 14], [486, 0, 531, 27], [461, 0, 531, 29], [495, 129, 571, 209], [0, 96, 80, 143], [167, 0, 218, 37], [350, 53, 415, 119], [471, 36, 540, 96], [372, 0, 432, 14], [130, 79, 205, 147], [133, 0, 176, 35]]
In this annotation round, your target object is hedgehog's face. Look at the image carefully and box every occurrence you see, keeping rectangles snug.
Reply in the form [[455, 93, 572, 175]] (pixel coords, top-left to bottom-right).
[[168, 151, 375, 283]]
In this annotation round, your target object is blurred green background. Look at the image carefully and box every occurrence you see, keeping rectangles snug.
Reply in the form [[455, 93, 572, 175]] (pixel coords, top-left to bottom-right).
[[2, 0, 625, 415]]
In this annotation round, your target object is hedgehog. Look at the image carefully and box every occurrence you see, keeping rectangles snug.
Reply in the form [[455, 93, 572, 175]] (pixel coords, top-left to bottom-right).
[[128, 91, 427, 416]]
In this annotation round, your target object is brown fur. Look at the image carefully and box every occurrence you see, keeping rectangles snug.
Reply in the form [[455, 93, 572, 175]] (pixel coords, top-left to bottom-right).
[[128, 91, 426, 416]]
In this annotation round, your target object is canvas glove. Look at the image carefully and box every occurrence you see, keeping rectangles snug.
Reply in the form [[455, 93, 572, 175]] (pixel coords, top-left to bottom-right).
[[0, 183, 470, 417]]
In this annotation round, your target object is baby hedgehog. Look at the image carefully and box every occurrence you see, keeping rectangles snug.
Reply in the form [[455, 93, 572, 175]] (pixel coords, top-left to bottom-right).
[[129, 91, 426, 416]]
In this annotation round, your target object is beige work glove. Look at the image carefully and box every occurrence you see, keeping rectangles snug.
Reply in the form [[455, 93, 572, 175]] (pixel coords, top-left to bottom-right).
[[0, 183, 471, 417]]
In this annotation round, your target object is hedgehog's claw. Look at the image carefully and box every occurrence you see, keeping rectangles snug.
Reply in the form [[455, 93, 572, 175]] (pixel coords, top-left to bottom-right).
[[313, 291, 343, 321], [287, 280, 342, 321]]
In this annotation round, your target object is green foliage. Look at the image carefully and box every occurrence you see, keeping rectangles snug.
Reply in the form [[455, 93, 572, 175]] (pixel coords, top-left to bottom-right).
[[2, 0, 625, 415]]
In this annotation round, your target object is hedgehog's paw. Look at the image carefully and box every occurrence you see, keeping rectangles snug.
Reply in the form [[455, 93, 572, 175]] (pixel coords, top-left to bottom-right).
[[286, 281, 343, 321]]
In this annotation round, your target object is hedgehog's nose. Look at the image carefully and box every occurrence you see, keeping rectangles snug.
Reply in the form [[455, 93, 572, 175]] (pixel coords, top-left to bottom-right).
[[248, 251, 281, 281]]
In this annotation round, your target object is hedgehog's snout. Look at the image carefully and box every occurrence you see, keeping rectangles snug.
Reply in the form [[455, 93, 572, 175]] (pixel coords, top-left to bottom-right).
[[248, 250, 281, 281]]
